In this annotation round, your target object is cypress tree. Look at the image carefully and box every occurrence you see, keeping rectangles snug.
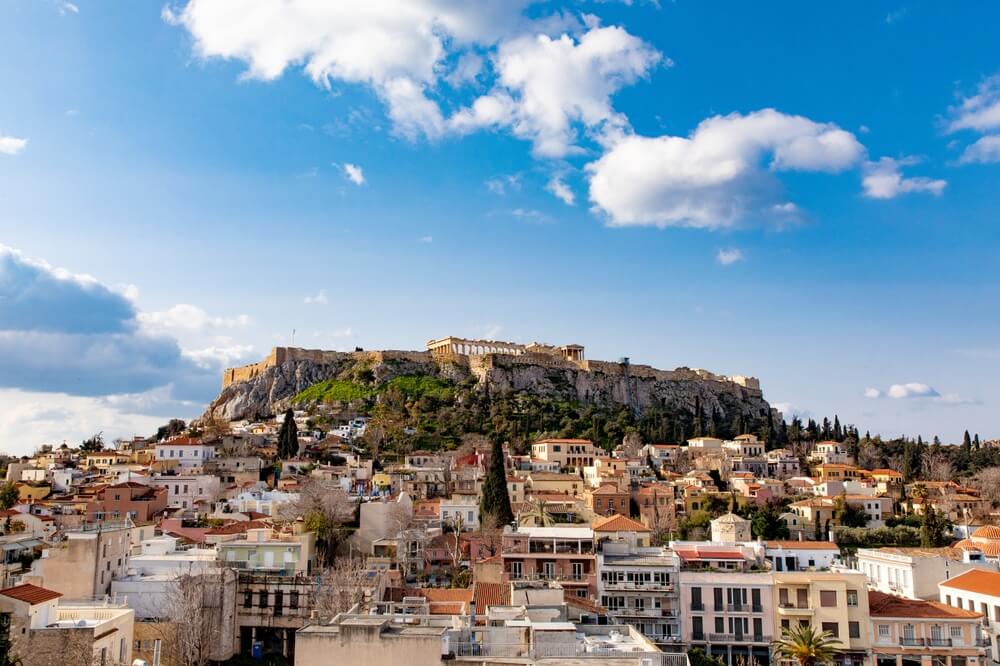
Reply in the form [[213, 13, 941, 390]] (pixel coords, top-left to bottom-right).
[[963, 430, 972, 454], [278, 408, 298, 458], [974, 433, 981, 450], [481, 439, 514, 526]]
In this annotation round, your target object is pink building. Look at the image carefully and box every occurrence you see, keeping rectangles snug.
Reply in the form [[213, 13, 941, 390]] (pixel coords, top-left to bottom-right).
[[501, 526, 597, 599]]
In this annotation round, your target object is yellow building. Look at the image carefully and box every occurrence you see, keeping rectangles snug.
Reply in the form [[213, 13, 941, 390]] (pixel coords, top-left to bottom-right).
[[772, 571, 872, 665], [812, 464, 863, 483], [530, 438, 598, 471]]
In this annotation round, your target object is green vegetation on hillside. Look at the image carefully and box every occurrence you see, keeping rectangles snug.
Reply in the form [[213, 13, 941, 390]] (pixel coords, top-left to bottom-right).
[[385, 375, 454, 400], [292, 379, 374, 404]]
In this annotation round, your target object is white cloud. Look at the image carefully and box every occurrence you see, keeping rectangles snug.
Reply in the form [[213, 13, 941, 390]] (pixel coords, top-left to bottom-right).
[[418, 235, 433, 243], [887, 382, 939, 399], [446, 52, 485, 87], [332, 327, 353, 338], [863, 387, 882, 399], [956, 135, 1000, 164], [546, 176, 576, 205], [861, 157, 947, 199], [934, 393, 981, 406], [342, 163, 365, 185], [303, 289, 328, 305], [511, 208, 552, 224], [452, 25, 662, 157], [715, 248, 745, 266], [58, 1, 79, 15], [946, 74, 1000, 164], [137, 304, 250, 333], [182, 344, 255, 369], [0, 135, 27, 155], [164, 0, 552, 141], [587, 109, 865, 229], [485, 174, 521, 195]]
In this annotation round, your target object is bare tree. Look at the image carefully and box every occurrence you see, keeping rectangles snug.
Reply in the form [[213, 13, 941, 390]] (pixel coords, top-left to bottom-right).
[[313, 557, 378, 620], [279, 478, 355, 565], [477, 512, 504, 558], [921, 450, 955, 482], [164, 574, 226, 666], [672, 450, 692, 475], [620, 430, 643, 459], [857, 444, 883, 471], [971, 467, 1000, 506]]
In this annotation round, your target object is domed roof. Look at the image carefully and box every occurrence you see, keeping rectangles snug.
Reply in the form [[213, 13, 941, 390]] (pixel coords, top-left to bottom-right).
[[712, 512, 750, 525]]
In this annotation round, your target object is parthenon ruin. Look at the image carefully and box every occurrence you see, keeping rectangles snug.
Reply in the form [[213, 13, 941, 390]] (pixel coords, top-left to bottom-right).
[[425, 336, 585, 361]]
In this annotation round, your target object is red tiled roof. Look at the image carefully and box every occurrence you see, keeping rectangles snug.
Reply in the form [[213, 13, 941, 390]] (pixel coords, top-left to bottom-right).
[[940, 569, 1000, 597], [592, 514, 651, 533], [564, 592, 605, 614], [535, 438, 592, 444], [674, 547, 747, 561], [973, 525, 1000, 540], [765, 540, 839, 551], [473, 582, 510, 609], [0, 584, 62, 605], [205, 519, 271, 535], [869, 590, 982, 619]]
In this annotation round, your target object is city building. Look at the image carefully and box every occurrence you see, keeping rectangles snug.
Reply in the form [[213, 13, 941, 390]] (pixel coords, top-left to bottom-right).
[[857, 547, 994, 600], [868, 590, 986, 666], [31, 520, 132, 598], [530, 439, 598, 471], [501, 526, 596, 599], [939, 569, 1000, 664], [86, 481, 168, 523]]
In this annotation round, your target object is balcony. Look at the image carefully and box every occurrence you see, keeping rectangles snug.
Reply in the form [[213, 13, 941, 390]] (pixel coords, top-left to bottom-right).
[[603, 580, 674, 592], [899, 638, 925, 647], [509, 572, 592, 584], [707, 634, 771, 644], [726, 603, 762, 613], [611, 608, 676, 618], [777, 603, 814, 616], [927, 638, 952, 647]]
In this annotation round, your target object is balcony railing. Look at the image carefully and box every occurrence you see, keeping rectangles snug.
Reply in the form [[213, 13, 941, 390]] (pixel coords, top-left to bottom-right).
[[602, 580, 674, 592], [900, 638, 925, 646], [726, 603, 763, 613], [927, 638, 952, 647], [449, 643, 688, 665], [707, 634, 771, 644], [690, 602, 705, 611], [508, 572, 591, 583]]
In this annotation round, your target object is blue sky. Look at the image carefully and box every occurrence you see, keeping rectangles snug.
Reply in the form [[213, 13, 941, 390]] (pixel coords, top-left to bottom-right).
[[1, 1, 999, 453]]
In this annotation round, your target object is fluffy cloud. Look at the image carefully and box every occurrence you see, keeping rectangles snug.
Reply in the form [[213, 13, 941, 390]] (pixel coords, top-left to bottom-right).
[[715, 248, 745, 266], [862, 157, 947, 199], [0, 245, 235, 400], [863, 387, 882, 399], [546, 176, 576, 205], [0, 135, 27, 155], [342, 163, 365, 185], [164, 0, 543, 140], [452, 25, 661, 157], [887, 382, 939, 399], [137, 303, 249, 334], [947, 74, 1000, 164], [587, 109, 865, 229], [485, 174, 521, 195]]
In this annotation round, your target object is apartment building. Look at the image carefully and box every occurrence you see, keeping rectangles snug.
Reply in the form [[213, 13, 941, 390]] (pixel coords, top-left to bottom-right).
[[86, 481, 168, 523], [598, 540, 681, 645], [679, 568, 775, 666], [153, 437, 217, 472], [939, 569, 1000, 664], [868, 590, 986, 666], [0, 583, 135, 666], [857, 547, 994, 599], [501, 526, 596, 599], [530, 439, 598, 471], [151, 474, 222, 511], [32, 520, 132, 598], [764, 540, 840, 572], [772, 571, 871, 666], [218, 527, 317, 575]]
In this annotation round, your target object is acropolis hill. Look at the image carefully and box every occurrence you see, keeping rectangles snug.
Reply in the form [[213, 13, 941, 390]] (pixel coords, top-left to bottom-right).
[[209, 337, 771, 425]]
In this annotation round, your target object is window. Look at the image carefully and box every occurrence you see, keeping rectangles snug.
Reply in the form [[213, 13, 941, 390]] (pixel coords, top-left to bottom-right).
[[258, 590, 268, 608], [692, 617, 704, 640], [849, 622, 860, 639], [878, 624, 890, 638], [822, 622, 839, 638], [244, 591, 252, 608], [820, 590, 837, 607], [847, 589, 858, 607], [274, 590, 283, 616], [715, 617, 724, 633], [950, 626, 963, 639], [290, 591, 299, 609], [119, 638, 126, 663]]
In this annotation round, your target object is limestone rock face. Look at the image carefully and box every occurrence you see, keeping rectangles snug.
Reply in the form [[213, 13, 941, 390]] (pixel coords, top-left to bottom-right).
[[204, 353, 774, 425]]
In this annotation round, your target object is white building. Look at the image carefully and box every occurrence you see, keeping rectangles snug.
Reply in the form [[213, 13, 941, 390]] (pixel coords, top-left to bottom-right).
[[151, 474, 222, 511], [439, 495, 479, 531], [763, 540, 840, 572], [859, 547, 995, 599], [722, 435, 765, 458], [597, 541, 682, 645], [154, 438, 217, 472], [939, 569, 1000, 664], [110, 536, 218, 619], [221, 489, 299, 517]]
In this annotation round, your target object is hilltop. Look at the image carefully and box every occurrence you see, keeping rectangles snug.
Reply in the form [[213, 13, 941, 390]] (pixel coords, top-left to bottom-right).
[[205, 337, 778, 452]]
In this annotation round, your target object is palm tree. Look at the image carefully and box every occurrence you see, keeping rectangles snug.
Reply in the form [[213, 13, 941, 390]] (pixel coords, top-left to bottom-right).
[[520, 498, 555, 526], [772, 624, 843, 666]]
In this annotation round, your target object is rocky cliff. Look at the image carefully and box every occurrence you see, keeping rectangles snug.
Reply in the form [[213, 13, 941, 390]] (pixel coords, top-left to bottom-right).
[[204, 348, 776, 433]]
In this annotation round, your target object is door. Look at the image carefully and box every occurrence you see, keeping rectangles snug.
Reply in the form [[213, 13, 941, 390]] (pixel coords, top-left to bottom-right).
[[263, 550, 275, 569]]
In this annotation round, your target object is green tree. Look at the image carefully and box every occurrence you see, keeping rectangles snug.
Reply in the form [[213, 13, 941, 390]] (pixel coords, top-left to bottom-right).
[[0, 483, 18, 510], [833, 494, 869, 528], [80, 432, 104, 453], [772, 624, 844, 666], [688, 647, 724, 666], [749, 499, 791, 540], [920, 506, 951, 547], [963, 430, 973, 454], [277, 409, 299, 458], [480, 439, 514, 526]]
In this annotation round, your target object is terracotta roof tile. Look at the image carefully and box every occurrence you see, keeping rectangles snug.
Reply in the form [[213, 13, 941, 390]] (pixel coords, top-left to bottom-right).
[[473, 582, 510, 609], [869, 590, 982, 619], [940, 569, 1000, 597], [592, 514, 651, 533], [0, 584, 62, 605]]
